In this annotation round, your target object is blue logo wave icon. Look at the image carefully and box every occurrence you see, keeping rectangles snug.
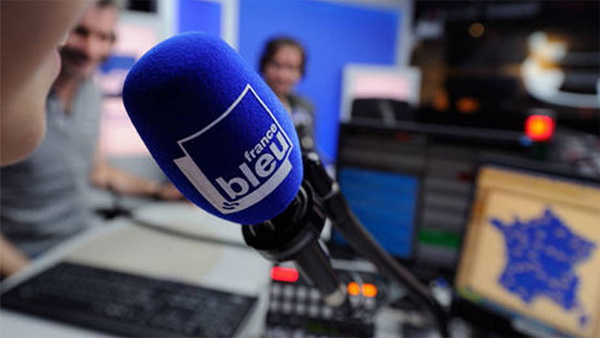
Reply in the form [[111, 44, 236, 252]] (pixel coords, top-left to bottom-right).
[[222, 201, 240, 210]]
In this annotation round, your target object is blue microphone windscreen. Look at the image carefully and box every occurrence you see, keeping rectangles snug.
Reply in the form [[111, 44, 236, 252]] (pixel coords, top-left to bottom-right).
[[123, 33, 303, 224]]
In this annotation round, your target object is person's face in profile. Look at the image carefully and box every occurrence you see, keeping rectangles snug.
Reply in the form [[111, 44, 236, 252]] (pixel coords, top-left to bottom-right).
[[263, 45, 303, 98], [60, 5, 117, 80]]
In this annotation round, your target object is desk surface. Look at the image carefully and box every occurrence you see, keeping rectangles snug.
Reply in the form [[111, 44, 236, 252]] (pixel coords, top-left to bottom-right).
[[0, 206, 272, 338], [131, 201, 247, 246], [1, 201, 424, 338]]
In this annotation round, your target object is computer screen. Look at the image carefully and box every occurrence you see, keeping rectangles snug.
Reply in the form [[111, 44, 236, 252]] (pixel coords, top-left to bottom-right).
[[333, 166, 419, 259], [455, 161, 600, 337], [331, 124, 422, 260]]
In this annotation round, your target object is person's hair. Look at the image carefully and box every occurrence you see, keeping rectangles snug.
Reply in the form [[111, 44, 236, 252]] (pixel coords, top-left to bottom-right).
[[259, 36, 307, 76], [96, 0, 125, 10], [91, 0, 122, 43]]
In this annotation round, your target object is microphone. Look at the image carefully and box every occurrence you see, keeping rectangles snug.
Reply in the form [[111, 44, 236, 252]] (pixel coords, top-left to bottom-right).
[[123, 33, 302, 225], [123, 33, 449, 335], [123, 33, 348, 310]]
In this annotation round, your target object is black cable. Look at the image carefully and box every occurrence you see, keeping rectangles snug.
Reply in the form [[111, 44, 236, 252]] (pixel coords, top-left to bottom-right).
[[129, 216, 250, 249], [303, 152, 450, 337], [327, 194, 450, 338], [95, 185, 132, 220]]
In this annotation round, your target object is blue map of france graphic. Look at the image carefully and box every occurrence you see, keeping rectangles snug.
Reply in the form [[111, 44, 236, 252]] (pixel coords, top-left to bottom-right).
[[491, 208, 597, 328]]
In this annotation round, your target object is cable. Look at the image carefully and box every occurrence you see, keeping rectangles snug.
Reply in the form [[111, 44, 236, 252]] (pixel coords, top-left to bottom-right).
[[328, 199, 449, 337], [130, 217, 250, 249], [303, 152, 450, 338]]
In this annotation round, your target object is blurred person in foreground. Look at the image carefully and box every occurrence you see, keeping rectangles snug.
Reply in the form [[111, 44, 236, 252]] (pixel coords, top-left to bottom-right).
[[1, 0, 92, 278], [259, 37, 316, 153], [1, 1, 90, 166], [0, 0, 181, 278]]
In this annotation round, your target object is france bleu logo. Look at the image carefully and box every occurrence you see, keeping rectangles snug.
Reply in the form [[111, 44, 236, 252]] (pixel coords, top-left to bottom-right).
[[173, 84, 294, 214]]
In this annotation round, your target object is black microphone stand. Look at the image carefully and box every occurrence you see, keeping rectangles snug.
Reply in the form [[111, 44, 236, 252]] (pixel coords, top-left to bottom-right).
[[242, 178, 353, 316], [242, 151, 449, 336]]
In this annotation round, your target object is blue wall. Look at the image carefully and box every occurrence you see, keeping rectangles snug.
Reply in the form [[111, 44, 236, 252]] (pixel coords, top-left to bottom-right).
[[238, 0, 400, 163], [178, 0, 221, 36]]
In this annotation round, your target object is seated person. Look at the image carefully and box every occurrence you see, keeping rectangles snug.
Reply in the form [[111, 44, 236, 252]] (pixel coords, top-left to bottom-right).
[[259, 36, 316, 152]]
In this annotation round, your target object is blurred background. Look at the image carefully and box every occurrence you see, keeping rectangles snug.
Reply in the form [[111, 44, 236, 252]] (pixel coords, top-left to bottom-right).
[[3, 1, 599, 337], [98, 0, 599, 166], [97, 0, 599, 274]]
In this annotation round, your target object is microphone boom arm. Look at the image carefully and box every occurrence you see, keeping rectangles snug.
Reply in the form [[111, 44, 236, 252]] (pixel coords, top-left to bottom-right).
[[242, 180, 351, 312], [302, 152, 450, 338]]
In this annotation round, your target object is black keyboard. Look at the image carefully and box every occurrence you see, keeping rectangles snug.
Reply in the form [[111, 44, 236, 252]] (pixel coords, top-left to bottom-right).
[[0, 262, 257, 337]]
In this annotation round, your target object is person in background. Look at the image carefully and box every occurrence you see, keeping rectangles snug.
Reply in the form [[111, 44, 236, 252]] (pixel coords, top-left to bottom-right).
[[0, 0, 181, 278], [259, 37, 316, 153]]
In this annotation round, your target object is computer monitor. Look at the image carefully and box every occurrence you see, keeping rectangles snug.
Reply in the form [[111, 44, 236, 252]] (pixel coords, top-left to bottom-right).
[[330, 125, 421, 261], [455, 158, 600, 337], [333, 166, 419, 259], [340, 64, 421, 123]]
